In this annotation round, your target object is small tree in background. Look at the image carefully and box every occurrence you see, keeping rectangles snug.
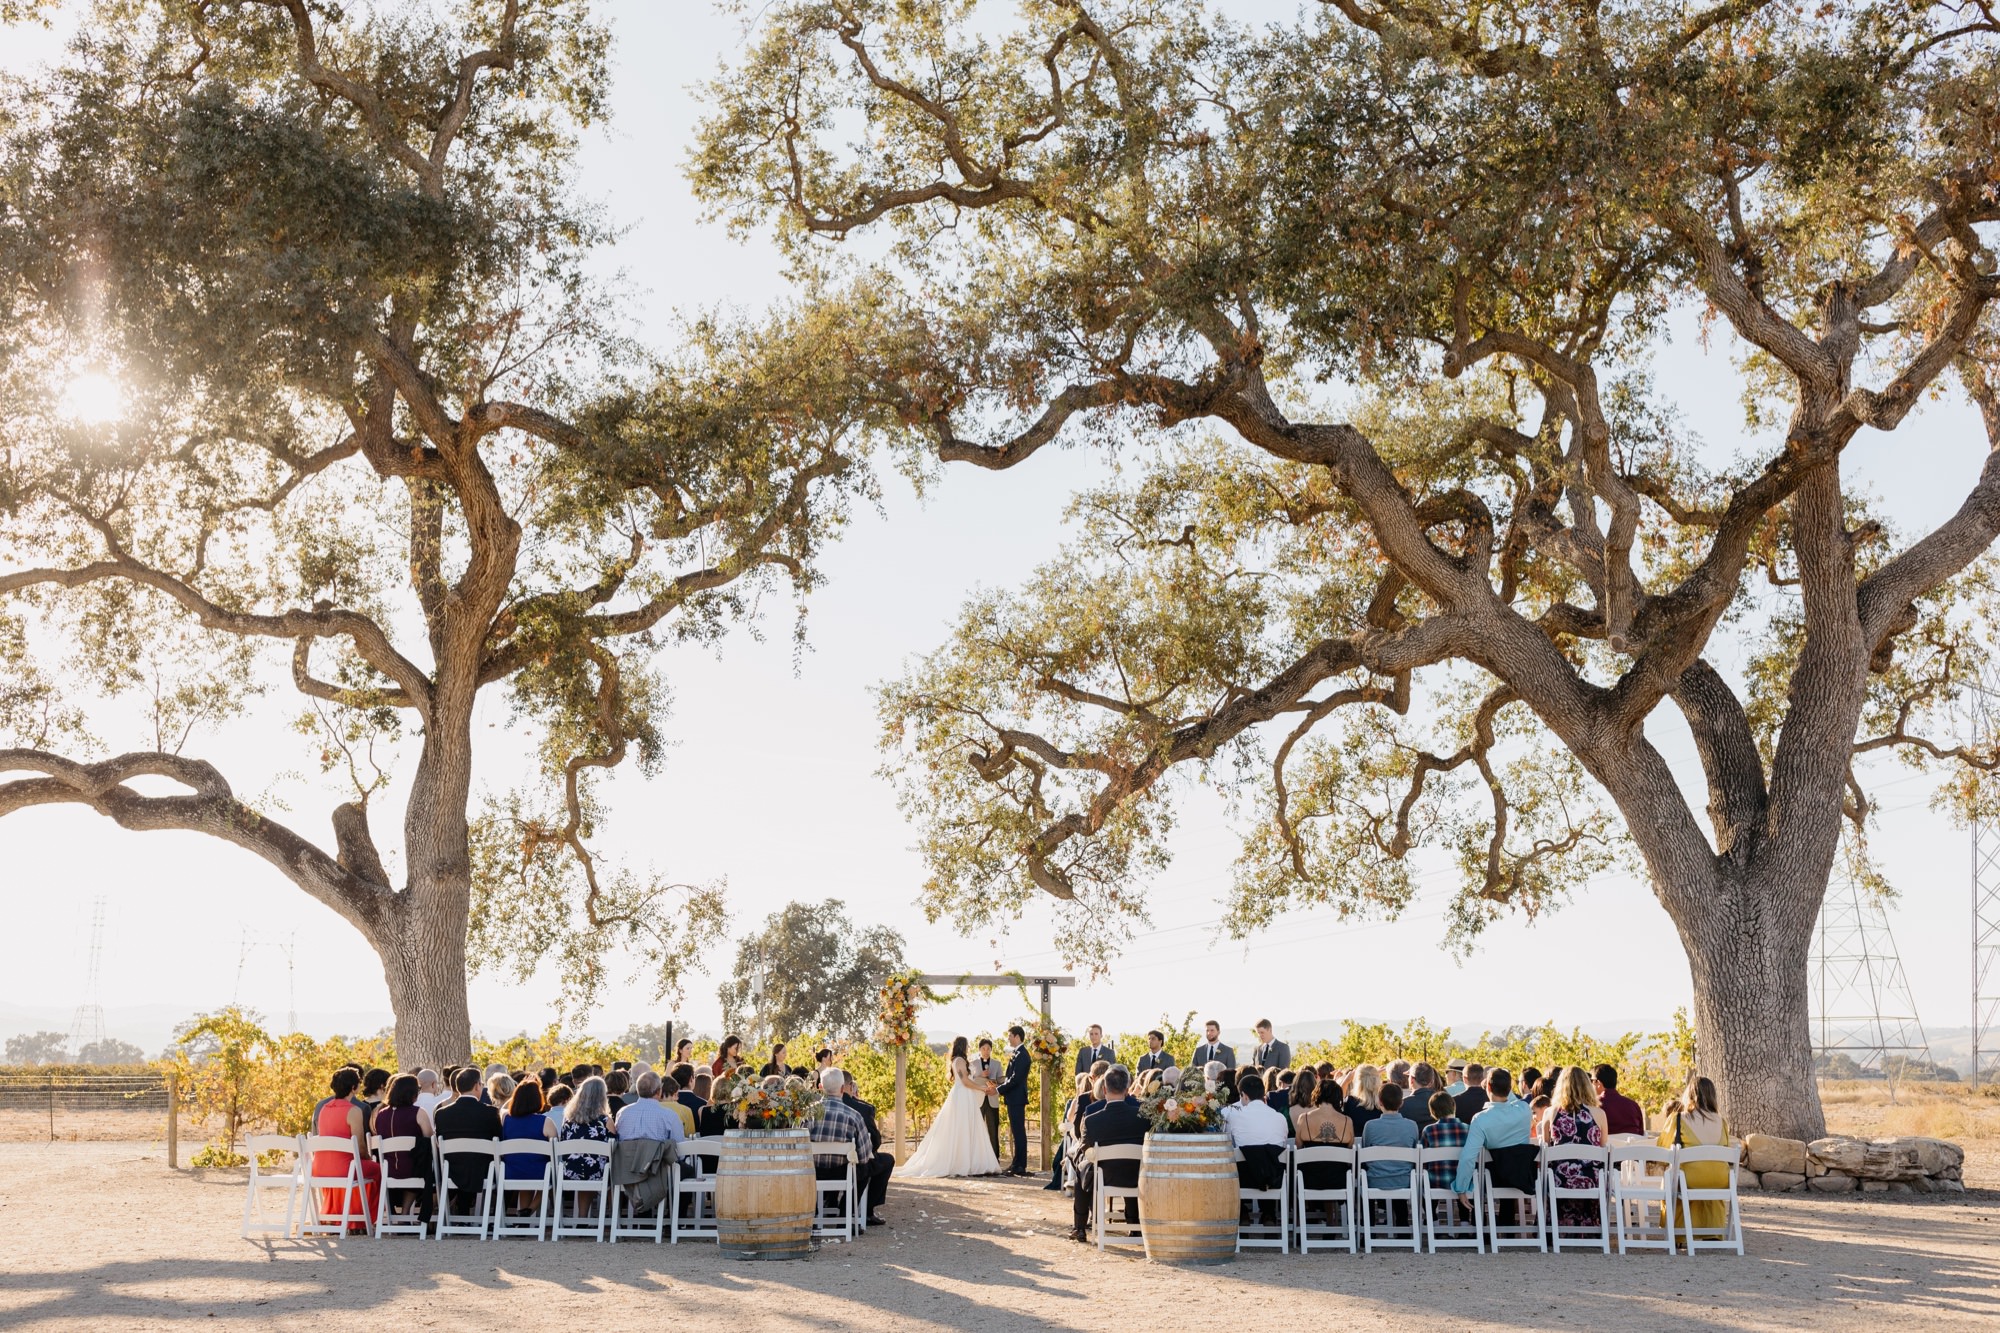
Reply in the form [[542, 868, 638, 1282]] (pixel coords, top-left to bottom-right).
[[3, 1031, 69, 1065], [719, 900, 907, 1043], [75, 1038, 145, 1066]]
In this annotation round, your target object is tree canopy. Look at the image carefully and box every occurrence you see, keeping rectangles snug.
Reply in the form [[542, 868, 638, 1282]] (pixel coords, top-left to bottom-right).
[[718, 898, 908, 1042], [697, 0, 2000, 1136]]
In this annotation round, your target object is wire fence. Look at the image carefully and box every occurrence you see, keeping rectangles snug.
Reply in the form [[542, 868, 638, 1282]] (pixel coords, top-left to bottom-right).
[[0, 1072, 179, 1160]]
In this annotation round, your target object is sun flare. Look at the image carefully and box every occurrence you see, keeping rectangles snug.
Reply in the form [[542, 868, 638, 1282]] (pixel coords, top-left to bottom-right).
[[57, 369, 126, 425]]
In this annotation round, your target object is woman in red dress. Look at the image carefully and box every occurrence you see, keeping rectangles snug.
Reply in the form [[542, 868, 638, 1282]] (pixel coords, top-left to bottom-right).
[[710, 1035, 742, 1075], [311, 1068, 380, 1232]]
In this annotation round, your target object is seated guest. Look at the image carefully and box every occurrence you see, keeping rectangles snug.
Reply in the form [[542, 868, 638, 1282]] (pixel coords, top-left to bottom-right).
[[1071, 1066, 1145, 1242], [672, 1064, 705, 1110], [840, 1071, 894, 1226], [434, 1066, 502, 1218], [355, 1066, 391, 1133], [1521, 1066, 1544, 1104], [604, 1068, 630, 1115], [1222, 1071, 1290, 1225], [1418, 1091, 1467, 1196], [545, 1082, 572, 1130], [1358, 1084, 1420, 1207], [538, 1066, 560, 1092], [488, 1072, 517, 1120], [374, 1073, 436, 1225], [1159, 1066, 1183, 1089], [612, 1071, 684, 1143], [1268, 1067, 1293, 1116], [1384, 1059, 1412, 1092], [557, 1076, 614, 1188], [1344, 1064, 1383, 1133], [1593, 1064, 1646, 1136], [1454, 1062, 1489, 1122], [500, 1079, 556, 1215], [413, 1068, 446, 1115], [658, 1075, 696, 1136], [1658, 1074, 1734, 1238], [1290, 1069, 1355, 1197], [311, 1068, 378, 1232], [1201, 1060, 1226, 1092], [1450, 1068, 1531, 1197], [806, 1069, 882, 1226], [1444, 1058, 1468, 1096], [1546, 1066, 1605, 1231], [1402, 1063, 1440, 1130], [481, 1063, 509, 1105]]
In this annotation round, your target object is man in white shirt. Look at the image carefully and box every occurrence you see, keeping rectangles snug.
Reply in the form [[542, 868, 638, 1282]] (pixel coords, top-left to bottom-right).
[[1220, 1071, 1289, 1227], [414, 1068, 446, 1114]]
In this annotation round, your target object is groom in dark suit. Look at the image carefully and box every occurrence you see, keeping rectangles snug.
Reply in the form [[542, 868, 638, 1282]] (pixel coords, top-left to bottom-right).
[[995, 1025, 1032, 1176]]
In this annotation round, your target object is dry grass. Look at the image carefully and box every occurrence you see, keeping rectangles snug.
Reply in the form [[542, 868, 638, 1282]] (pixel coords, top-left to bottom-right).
[[1820, 1080, 2000, 1188]]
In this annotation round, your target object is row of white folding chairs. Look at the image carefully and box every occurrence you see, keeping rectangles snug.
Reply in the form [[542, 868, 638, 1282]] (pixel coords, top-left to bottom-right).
[[243, 1134, 868, 1245], [1082, 1139, 1743, 1256]]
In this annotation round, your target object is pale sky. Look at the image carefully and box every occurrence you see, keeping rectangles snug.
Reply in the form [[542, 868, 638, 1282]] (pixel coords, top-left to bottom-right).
[[1, 2, 1988, 1060]]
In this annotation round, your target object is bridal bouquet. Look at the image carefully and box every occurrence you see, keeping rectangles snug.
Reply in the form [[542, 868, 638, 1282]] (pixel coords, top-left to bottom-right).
[[1137, 1081, 1232, 1133], [713, 1066, 825, 1129]]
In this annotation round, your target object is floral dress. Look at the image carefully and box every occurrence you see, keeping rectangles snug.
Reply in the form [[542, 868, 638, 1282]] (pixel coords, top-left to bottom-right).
[[1547, 1105, 1604, 1228], [558, 1115, 612, 1180]]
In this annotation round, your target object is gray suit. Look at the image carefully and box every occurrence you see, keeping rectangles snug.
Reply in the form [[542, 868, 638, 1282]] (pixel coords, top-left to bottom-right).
[[970, 1053, 1003, 1157], [1191, 1041, 1236, 1070], [1136, 1048, 1177, 1076], [1250, 1039, 1291, 1071]]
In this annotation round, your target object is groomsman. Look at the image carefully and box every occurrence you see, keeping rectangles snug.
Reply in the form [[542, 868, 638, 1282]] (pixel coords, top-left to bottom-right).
[[1073, 1024, 1116, 1074], [1190, 1019, 1235, 1071], [972, 1038, 1004, 1160], [1135, 1030, 1176, 1076], [1250, 1019, 1290, 1072]]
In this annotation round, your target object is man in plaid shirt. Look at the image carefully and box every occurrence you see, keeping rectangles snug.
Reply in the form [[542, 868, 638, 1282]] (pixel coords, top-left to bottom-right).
[[809, 1068, 886, 1227], [1417, 1090, 1471, 1229]]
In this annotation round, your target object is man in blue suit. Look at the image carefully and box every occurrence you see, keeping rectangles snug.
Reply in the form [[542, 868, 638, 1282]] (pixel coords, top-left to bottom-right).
[[995, 1024, 1033, 1176]]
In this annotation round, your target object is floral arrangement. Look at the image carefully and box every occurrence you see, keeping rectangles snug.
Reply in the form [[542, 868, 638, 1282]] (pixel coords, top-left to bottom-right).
[[712, 1065, 825, 1130], [1022, 1014, 1068, 1068], [1137, 1077, 1232, 1133], [875, 969, 944, 1046]]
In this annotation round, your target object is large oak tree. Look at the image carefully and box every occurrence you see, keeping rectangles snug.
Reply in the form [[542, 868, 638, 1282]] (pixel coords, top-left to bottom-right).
[[0, 1, 886, 1064], [697, 0, 2000, 1138]]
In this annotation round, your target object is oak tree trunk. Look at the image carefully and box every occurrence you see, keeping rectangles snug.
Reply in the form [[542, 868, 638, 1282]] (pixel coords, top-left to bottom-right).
[[381, 692, 478, 1067]]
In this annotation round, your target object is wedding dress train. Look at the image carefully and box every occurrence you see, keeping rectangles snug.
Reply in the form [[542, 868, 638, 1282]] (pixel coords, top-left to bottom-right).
[[900, 1061, 1003, 1178]]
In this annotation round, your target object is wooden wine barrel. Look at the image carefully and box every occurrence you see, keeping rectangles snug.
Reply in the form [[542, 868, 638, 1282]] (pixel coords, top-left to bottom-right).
[[715, 1127, 815, 1260], [1137, 1132, 1238, 1264]]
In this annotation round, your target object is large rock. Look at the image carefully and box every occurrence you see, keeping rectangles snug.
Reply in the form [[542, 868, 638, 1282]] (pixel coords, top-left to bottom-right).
[[1808, 1173, 1857, 1193], [1807, 1136, 1965, 1182], [1743, 1134, 1808, 1176], [1760, 1171, 1806, 1191]]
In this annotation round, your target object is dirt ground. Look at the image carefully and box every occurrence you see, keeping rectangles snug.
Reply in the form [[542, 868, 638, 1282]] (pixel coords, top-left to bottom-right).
[[0, 1141, 1996, 1332]]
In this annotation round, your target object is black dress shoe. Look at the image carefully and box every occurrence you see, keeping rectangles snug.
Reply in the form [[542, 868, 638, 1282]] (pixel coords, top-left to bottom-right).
[[867, 1214, 888, 1228], [1066, 1228, 1089, 1243], [1042, 1178, 1062, 1191]]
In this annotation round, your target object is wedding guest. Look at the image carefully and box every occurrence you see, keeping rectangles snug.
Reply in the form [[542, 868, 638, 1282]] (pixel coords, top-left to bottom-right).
[[1521, 1067, 1544, 1104], [1418, 1091, 1467, 1195], [1359, 1084, 1420, 1226], [413, 1068, 446, 1116], [537, 1066, 560, 1093], [1450, 1068, 1531, 1195], [1385, 1059, 1412, 1092], [545, 1082, 573, 1131], [1291, 1069, 1355, 1196], [434, 1067, 501, 1217], [1455, 1062, 1489, 1122], [605, 1069, 631, 1116], [488, 1073, 517, 1120], [1136, 1031, 1176, 1076], [712, 1035, 743, 1075], [355, 1067, 391, 1133], [1594, 1064, 1646, 1136], [481, 1063, 508, 1105], [1071, 1066, 1144, 1242], [1345, 1064, 1383, 1133], [1546, 1066, 1606, 1230], [840, 1073, 893, 1224], [1249, 1019, 1290, 1072], [1444, 1058, 1468, 1096], [1073, 1024, 1115, 1074], [374, 1073, 436, 1225], [613, 1071, 684, 1144], [670, 1063, 704, 1110], [1402, 1063, 1440, 1130], [311, 1068, 378, 1232], [807, 1069, 881, 1226], [1659, 1075, 1734, 1239], [1191, 1020, 1235, 1070], [557, 1077, 614, 1188], [1201, 1060, 1226, 1092], [760, 1043, 789, 1077], [500, 1079, 556, 1215], [1159, 1066, 1184, 1089]]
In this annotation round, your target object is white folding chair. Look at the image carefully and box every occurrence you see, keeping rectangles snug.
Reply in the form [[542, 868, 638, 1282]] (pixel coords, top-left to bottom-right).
[[241, 1134, 304, 1238], [1235, 1146, 1290, 1252], [1292, 1145, 1357, 1254], [552, 1141, 613, 1240], [1610, 1143, 1677, 1254], [1417, 1146, 1483, 1252], [372, 1135, 429, 1239], [609, 1154, 670, 1244], [671, 1139, 720, 1243], [1479, 1148, 1548, 1252], [1355, 1147, 1422, 1252], [489, 1140, 554, 1240], [1674, 1145, 1745, 1256], [1086, 1145, 1145, 1249], [434, 1139, 497, 1239], [812, 1141, 861, 1243], [1543, 1144, 1611, 1253], [299, 1135, 372, 1238]]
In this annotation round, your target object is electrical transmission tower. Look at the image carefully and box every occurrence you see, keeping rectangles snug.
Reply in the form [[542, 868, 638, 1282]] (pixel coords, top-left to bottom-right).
[[1811, 861, 1931, 1088], [1975, 823, 2000, 1088], [67, 896, 108, 1057]]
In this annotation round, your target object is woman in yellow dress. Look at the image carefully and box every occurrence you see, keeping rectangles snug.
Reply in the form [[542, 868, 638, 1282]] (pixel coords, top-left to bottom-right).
[[1657, 1074, 1733, 1239]]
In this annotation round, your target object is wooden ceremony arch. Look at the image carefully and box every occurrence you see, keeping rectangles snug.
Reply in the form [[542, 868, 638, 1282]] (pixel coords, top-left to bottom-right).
[[892, 972, 1075, 1168]]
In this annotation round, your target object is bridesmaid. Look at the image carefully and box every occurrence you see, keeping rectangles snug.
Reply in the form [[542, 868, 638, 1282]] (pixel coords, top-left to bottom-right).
[[711, 1035, 743, 1076]]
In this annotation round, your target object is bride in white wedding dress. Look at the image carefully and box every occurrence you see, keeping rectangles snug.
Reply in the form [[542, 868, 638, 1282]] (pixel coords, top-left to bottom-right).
[[901, 1036, 1004, 1178]]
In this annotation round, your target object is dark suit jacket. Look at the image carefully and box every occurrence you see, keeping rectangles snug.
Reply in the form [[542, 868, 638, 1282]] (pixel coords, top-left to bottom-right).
[[677, 1090, 706, 1115], [996, 1045, 1031, 1109], [1455, 1087, 1490, 1123], [1191, 1041, 1236, 1070], [1267, 1087, 1290, 1115], [1135, 1049, 1177, 1075], [432, 1097, 502, 1195], [1250, 1040, 1291, 1071], [1081, 1098, 1147, 1188], [843, 1093, 884, 1152], [1073, 1043, 1117, 1074]]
